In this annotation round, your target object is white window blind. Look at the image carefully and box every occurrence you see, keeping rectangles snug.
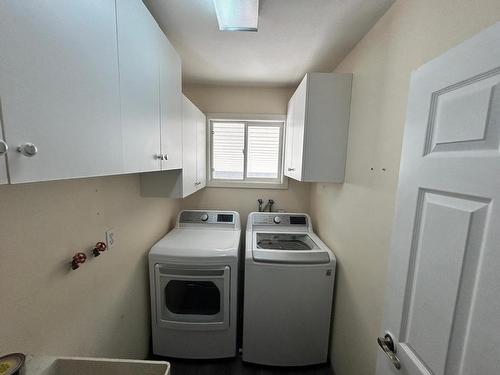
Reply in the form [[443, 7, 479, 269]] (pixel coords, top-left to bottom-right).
[[212, 122, 245, 180], [210, 119, 284, 186], [247, 125, 280, 179]]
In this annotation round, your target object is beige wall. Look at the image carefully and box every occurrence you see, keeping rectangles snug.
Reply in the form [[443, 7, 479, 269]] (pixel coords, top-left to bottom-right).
[[309, 1, 500, 375], [0, 174, 180, 358], [183, 84, 292, 115], [182, 84, 311, 223]]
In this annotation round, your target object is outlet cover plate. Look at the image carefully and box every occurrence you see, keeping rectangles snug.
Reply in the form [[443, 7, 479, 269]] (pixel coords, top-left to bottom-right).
[[106, 229, 115, 249]]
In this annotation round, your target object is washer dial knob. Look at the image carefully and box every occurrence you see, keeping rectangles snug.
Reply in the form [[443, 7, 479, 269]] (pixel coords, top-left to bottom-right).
[[273, 216, 281, 224], [200, 213, 209, 222]]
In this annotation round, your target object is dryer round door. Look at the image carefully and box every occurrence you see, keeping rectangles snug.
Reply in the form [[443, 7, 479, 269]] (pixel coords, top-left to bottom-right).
[[154, 264, 230, 330]]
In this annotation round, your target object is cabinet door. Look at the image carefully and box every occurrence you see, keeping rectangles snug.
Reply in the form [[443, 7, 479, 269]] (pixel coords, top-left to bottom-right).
[[116, 0, 160, 174], [284, 95, 295, 178], [195, 110, 207, 190], [181, 96, 198, 197], [159, 31, 183, 171], [0, 1, 122, 183], [291, 76, 308, 181]]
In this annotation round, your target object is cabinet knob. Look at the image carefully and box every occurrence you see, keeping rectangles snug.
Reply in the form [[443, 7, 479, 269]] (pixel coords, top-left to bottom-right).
[[0, 140, 8, 155], [163, 154, 168, 160], [17, 143, 37, 157], [155, 154, 164, 160]]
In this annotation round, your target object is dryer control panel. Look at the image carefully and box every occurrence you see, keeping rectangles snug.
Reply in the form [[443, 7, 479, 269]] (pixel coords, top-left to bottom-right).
[[179, 210, 236, 225]]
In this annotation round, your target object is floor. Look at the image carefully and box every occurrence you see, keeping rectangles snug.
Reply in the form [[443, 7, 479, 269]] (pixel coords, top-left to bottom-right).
[[162, 356, 333, 375]]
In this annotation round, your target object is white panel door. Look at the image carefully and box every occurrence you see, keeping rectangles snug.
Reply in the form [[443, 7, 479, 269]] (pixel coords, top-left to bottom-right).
[[291, 77, 307, 181], [116, 0, 161, 173], [159, 29, 183, 171], [181, 96, 197, 197], [284, 95, 295, 178], [0, 1, 122, 183], [376, 22, 500, 375], [196, 109, 207, 190]]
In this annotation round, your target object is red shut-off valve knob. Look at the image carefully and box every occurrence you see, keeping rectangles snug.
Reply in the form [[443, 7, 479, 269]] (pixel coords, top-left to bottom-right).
[[92, 241, 107, 257], [71, 252, 87, 270]]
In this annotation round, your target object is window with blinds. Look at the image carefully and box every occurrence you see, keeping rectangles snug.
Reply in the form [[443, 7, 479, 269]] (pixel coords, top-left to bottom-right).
[[210, 119, 284, 186]]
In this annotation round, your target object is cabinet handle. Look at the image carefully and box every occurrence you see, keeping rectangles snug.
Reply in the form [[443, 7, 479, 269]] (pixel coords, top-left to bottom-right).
[[288, 167, 295, 171], [155, 154, 164, 160], [163, 154, 168, 160], [17, 143, 37, 157], [0, 140, 8, 155]]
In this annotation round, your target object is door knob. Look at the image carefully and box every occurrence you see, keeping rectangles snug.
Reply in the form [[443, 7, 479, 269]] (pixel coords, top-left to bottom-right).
[[17, 143, 37, 157], [377, 333, 401, 370], [0, 140, 8, 155]]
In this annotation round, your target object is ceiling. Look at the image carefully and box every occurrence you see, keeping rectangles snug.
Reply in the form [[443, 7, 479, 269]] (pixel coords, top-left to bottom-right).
[[144, 0, 395, 87]]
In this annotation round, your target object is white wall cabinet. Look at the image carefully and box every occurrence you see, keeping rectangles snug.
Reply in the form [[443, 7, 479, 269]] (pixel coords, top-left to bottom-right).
[[0, 0, 123, 184], [180, 96, 199, 197], [0, 0, 182, 184], [158, 30, 183, 171], [284, 73, 352, 182], [116, 0, 161, 173], [141, 96, 206, 198], [195, 105, 207, 191]]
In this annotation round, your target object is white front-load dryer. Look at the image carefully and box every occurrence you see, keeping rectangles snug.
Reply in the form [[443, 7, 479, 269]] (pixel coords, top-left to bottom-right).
[[242, 212, 336, 366], [149, 210, 241, 359]]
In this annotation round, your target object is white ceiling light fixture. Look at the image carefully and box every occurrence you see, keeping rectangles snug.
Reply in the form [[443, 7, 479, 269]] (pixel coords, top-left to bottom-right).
[[213, 0, 259, 32]]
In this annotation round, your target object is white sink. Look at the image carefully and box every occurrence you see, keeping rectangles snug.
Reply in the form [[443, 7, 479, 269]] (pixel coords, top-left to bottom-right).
[[24, 356, 170, 375]]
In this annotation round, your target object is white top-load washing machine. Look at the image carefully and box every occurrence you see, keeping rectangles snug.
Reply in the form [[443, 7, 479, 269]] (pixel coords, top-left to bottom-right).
[[149, 210, 241, 359], [242, 212, 336, 366]]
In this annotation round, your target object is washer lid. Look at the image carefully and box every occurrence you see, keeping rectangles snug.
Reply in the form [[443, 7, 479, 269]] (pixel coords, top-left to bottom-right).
[[253, 232, 331, 264], [256, 233, 320, 250], [149, 228, 240, 261]]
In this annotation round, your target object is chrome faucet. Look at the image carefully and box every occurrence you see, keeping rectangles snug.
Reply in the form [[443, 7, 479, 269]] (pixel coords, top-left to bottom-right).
[[258, 199, 263, 212], [261, 199, 275, 212]]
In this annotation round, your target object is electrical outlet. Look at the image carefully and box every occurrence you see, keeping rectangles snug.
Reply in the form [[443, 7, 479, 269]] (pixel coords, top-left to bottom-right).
[[106, 229, 115, 249]]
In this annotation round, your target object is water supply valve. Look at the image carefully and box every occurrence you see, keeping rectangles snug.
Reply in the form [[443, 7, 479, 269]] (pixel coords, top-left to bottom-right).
[[71, 252, 87, 270], [92, 242, 107, 257]]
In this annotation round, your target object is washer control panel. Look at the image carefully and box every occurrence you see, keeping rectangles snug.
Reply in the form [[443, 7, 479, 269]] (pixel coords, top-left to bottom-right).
[[252, 213, 308, 226], [180, 211, 235, 225]]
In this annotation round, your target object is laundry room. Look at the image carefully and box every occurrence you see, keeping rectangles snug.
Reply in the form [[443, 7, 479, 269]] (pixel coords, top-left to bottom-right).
[[1, 1, 500, 375]]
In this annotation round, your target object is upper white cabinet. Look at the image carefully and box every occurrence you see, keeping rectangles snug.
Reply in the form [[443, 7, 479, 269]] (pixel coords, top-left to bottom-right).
[[0, 0, 123, 183], [284, 73, 352, 182], [158, 30, 183, 171], [180, 96, 199, 197], [0, 0, 183, 184], [116, 0, 161, 173], [195, 104, 207, 191], [141, 95, 206, 198]]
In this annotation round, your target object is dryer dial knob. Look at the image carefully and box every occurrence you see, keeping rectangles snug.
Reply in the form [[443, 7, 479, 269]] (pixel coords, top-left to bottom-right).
[[200, 213, 209, 222], [273, 216, 281, 224]]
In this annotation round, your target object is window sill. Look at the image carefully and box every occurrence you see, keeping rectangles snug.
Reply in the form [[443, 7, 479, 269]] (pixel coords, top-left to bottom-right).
[[207, 178, 289, 190]]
